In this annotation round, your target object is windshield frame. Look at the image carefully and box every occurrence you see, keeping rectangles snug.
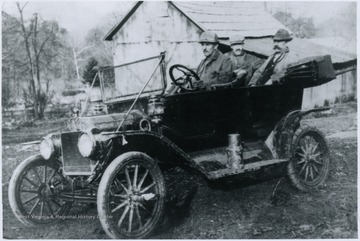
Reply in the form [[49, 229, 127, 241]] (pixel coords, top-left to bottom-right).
[[99, 52, 167, 104]]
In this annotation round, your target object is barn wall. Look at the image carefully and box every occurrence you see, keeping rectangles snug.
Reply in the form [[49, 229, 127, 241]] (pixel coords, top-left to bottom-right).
[[111, 2, 205, 95], [302, 69, 357, 109]]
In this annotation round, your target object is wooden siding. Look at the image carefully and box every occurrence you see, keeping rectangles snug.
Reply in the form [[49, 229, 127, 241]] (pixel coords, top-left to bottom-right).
[[302, 70, 357, 109], [112, 1, 205, 93]]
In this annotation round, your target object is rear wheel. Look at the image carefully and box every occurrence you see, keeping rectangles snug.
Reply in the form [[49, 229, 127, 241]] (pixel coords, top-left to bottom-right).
[[97, 152, 165, 239], [287, 126, 330, 191], [8, 155, 72, 226]]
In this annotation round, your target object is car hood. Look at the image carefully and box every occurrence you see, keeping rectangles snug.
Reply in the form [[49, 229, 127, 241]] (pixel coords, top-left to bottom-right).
[[62, 110, 147, 132]]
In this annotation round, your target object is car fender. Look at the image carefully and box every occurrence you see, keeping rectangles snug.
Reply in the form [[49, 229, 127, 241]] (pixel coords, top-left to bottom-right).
[[268, 107, 330, 159], [108, 131, 208, 177]]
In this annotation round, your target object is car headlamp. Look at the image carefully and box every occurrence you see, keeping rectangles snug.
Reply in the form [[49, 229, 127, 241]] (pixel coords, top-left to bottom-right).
[[154, 105, 165, 115], [147, 95, 165, 116], [40, 136, 55, 160], [78, 131, 97, 158]]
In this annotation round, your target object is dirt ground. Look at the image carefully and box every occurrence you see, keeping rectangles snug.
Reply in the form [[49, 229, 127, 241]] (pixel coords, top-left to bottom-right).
[[2, 102, 357, 239]]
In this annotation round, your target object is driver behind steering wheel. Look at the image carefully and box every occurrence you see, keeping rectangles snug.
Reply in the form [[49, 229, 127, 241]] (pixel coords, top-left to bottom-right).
[[192, 31, 233, 90]]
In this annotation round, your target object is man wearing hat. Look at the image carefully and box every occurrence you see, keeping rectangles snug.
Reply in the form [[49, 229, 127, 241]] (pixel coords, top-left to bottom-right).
[[248, 29, 300, 86], [193, 31, 233, 90], [225, 35, 264, 86]]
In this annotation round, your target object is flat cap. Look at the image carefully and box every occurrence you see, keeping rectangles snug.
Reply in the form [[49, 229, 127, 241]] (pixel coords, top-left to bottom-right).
[[199, 31, 219, 44], [229, 35, 245, 45]]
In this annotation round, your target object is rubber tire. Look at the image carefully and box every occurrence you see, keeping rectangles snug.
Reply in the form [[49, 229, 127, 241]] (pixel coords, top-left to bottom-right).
[[8, 155, 72, 226], [97, 152, 166, 239], [287, 126, 330, 192]]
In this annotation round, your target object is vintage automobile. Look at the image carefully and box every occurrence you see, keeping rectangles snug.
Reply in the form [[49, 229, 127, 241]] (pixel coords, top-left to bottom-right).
[[8, 52, 336, 239]]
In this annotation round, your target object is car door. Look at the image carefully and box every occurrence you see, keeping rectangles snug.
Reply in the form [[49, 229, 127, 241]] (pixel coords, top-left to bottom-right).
[[162, 91, 214, 141], [243, 85, 304, 140], [210, 87, 249, 138]]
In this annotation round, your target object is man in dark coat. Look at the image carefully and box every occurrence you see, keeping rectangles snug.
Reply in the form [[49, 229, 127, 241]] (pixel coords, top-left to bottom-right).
[[248, 29, 300, 86], [225, 35, 264, 86], [193, 31, 233, 90]]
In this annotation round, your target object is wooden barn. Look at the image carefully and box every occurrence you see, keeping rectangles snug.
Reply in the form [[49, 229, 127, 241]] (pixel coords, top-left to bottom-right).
[[103, 1, 286, 98], [103, 1, 357, 108]]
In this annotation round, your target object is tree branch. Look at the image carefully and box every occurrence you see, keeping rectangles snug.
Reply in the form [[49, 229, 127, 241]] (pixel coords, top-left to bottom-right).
[[77, 45, 94, 54], [35, 25, 55, 59]]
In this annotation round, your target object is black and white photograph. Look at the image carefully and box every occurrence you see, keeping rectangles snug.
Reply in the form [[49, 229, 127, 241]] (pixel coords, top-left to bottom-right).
[[2, 0, 357, 239]]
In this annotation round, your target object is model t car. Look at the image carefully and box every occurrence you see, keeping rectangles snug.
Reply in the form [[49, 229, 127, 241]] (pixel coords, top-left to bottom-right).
[[9, 52, 336, 238]]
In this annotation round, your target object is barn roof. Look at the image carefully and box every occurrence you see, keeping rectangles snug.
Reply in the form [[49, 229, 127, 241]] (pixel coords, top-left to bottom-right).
[[104, 1, 142, 41], [172, 1, 289, 38], [104, 1, 291, 40], [241, 38, 356, 66], [308, 37, 356, 54]]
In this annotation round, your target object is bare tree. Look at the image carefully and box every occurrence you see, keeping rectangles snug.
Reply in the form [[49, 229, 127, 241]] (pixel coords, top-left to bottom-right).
[[84, 26, 113, 66], [2, 11, 26, 108], [70, 41, 94, 81], [15, 2, 67, 119], [17, 3, 37, 107]]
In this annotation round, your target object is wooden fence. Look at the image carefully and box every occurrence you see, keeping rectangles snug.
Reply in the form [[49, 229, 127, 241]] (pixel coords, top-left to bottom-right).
[[2, 104, 73, 125]]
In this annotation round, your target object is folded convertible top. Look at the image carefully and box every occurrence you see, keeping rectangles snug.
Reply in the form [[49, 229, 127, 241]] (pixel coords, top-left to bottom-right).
[[284, 55, 336, 88]]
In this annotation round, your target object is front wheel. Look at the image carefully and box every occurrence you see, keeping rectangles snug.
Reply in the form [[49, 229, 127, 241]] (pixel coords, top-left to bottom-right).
[[287, 126, 330, 191], [97, 152, 166, 239], [8, 155, 72, 226]]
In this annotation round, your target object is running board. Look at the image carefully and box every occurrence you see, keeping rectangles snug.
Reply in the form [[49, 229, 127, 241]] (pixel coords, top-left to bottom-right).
[[206, 158, 288, 180]]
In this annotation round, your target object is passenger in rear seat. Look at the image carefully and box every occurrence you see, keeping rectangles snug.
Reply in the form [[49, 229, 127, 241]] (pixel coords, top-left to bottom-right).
[[248, 29, 300, 86], [225, 35, 264, 86]]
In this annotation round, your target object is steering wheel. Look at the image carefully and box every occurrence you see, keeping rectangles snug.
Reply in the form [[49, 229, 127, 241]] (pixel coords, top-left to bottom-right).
[[169, 64, 200, 92]]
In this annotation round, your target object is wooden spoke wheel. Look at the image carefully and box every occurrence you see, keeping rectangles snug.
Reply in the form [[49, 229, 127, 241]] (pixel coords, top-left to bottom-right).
[[8, 155, 72, 226], [288, 126, 330, 191], [97, 152, 165, 239]]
